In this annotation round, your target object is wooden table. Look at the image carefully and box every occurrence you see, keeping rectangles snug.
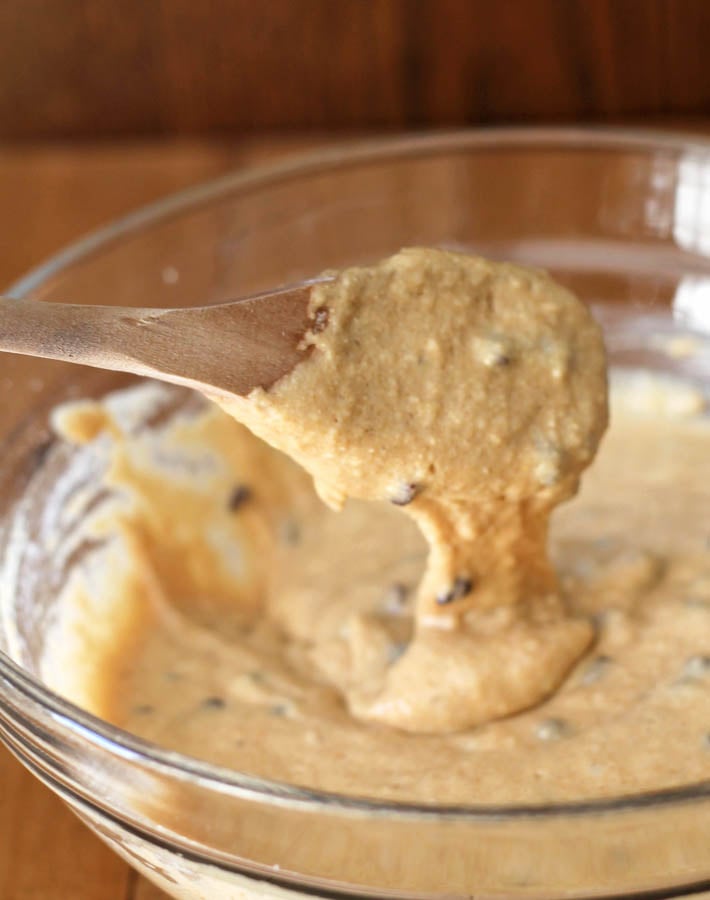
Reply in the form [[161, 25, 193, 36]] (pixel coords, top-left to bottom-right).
[[0, 135, 332, 900]]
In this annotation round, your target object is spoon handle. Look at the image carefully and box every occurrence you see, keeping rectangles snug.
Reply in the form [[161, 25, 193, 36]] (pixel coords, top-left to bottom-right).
[[0, 296, 218, 395], [0, 288, 313, 396], [0, 296, 162, 373]]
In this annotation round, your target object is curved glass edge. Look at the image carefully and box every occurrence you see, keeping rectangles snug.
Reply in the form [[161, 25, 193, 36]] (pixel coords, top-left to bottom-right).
[[4, 126, 710, 821], [8, 125, 710, 301]]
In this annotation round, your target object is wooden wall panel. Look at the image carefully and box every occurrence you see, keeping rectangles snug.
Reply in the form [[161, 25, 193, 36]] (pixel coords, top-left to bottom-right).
[[0, 2, 708, 141]]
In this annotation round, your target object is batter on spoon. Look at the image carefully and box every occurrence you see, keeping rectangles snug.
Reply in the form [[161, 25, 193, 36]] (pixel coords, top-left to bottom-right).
[[216, 247, 608, 732]]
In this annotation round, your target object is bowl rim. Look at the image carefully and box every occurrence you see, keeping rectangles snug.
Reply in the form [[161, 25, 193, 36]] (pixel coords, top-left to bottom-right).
[[4, 124, 710, 820]]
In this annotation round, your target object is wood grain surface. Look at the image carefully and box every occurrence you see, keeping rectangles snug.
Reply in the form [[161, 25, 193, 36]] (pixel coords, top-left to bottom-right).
[[1, 0, 710, 139], [0, 134, 330, 900]]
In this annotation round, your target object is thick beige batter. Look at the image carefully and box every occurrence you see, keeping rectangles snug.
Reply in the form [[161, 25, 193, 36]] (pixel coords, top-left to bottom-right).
[[37, 249, 710, 804], [218, 248, 608, 732]]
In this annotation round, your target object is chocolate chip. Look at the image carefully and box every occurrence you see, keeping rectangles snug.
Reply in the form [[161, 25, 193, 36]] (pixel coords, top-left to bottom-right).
[[132, 704, 154, 716], [311, 306, 329, 334], [389, 482, 420, 506], [269, 703, 291, 717], [580, 655, 614, 685], [387, 642, 407, 664], [682, 655, 710, 680], [280, 518, 301, 545], [201, 696, 226, 710], [535, 718, 571, 741], [436, 576, 474, 605], [382, 582, 410, 614], [228, 484, 252, 512], [474, 336, 513, 368], [686, 596, 710, 610]]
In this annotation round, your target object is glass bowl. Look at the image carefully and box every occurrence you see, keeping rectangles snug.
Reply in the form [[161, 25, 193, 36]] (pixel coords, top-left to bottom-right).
[[2, 129, 710, 900]]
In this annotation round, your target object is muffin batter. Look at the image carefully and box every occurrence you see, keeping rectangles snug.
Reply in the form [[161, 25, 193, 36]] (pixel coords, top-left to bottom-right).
[[33, 249, 710, 804], [217, 248, 607, 732]]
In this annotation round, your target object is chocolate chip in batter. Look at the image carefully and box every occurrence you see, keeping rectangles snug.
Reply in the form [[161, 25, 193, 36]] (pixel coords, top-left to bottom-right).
[[490, 349, 511, 366], [488, 348, 512, 367], [132, 704, 155, 716], [227, 484, 252, 512], [387, 642, 407, 664], [473, 335, 513, 368], [269, 703, 292, 717], [685, 596, 710, 611], [535, 718, 571, 741], [389, 482, 421, 506], [579, 654, 614, 686], [201, 695, 226, 710], [311, 306, 329, 334], [280, 518, 301, 545], [436, 576, 474, 605], [382, 582, 410, 614], [682, 655, 710, 680]]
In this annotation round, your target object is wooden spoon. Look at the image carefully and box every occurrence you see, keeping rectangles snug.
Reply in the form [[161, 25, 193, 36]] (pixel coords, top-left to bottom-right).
[[0, 283, 325, 397]]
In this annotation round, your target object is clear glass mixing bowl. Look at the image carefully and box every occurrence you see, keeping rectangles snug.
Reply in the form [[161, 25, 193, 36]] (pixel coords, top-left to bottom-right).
[[2, 130, 710, 900]]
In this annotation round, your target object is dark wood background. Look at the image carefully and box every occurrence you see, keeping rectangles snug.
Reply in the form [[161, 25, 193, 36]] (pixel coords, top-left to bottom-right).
[[1, 0, 709, 140]]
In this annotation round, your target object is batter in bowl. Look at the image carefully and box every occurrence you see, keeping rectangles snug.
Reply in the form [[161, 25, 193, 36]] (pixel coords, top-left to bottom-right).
[[33, 248, 710, 803]]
